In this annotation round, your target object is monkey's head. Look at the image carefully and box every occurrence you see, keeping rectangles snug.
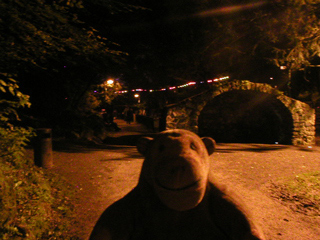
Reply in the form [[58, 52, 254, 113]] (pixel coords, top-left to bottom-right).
[[137, 129, 216, 211]]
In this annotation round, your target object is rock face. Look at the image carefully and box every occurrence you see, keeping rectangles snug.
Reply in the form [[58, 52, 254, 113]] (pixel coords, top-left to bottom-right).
[[166, 80, 315, 146], [89, 129, 265, 240]]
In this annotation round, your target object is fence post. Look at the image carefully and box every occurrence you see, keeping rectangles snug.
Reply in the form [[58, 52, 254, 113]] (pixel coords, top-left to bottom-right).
[[34, 128, 53, 168]]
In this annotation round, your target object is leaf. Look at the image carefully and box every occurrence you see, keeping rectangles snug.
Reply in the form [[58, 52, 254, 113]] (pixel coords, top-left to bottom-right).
[[0, 79, 7, 86], [57, 206, 67, 211], [8, 86, 15, 95], [7, 78, 17, 83], [14, 181, 23, 188]]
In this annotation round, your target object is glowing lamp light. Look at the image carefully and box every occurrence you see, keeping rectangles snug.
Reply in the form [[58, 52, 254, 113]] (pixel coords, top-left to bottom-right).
[[134, 93, 141, 103], [280, 66, 287, 70], [188, 82, 196, 85], [106, 79, 114, 87], [117, 90, 128, 94], [113, 75, 229, 94]]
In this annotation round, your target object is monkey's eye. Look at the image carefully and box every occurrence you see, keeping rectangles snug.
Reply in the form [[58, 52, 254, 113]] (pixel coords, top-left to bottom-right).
[[190, 142, 197, 150], [159, 144, 165, 152]]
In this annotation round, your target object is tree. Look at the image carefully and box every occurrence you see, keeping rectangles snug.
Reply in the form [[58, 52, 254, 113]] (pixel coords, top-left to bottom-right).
[[0, 0, 130, 118], [109, 0, 277, 88], [186, 0, 320, 96], [1, 0, 126, 73], [103, 0, 220, 90], [241, 0, 320, 98], [256, 0, 320, 70]]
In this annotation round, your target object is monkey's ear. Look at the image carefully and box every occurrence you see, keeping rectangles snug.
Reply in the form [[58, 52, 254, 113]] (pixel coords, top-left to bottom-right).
[[201, 137, 216, 156], [137, 137, 153, 156]]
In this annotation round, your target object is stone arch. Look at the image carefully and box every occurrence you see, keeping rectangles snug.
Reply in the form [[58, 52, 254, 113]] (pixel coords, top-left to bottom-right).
[[166, 80, 315, 145], [198, 90, 294, 144]]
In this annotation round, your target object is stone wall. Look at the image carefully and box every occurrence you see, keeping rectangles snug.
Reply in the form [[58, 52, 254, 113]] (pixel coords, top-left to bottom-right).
[[166, 80, 316, 146], [277, 95, 315, 145]]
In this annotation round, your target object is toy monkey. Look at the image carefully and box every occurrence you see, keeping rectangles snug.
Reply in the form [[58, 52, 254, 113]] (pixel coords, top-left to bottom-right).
[[90, 129, 265, 240]]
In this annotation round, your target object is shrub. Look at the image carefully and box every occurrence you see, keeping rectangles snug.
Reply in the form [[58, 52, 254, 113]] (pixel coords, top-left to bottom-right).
[[0, 74, 79, 239]]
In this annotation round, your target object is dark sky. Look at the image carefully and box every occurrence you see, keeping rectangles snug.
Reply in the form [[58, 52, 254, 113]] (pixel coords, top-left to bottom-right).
[[81, 1, 275, 89]]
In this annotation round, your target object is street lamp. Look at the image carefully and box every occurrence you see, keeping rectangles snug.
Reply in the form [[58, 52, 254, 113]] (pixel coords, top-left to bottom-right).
[[106, 79, 114, 87], [134, 93, 140, 103]]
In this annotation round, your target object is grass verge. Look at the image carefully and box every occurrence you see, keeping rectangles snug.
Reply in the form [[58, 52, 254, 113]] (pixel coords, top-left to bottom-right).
[[0, 155, 80, 239], [270, 171, 320, 216]]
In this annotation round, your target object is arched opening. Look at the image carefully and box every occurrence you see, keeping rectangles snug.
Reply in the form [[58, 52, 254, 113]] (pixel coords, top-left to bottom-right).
[[198, 90, 294, 144]]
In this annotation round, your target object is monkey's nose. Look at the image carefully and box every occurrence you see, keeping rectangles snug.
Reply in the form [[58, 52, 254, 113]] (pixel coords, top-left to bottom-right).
[[155, 159, 199, 191]]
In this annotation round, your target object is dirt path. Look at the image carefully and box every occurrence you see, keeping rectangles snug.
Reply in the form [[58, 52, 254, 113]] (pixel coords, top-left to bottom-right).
[[211, 143, 320, 240], [32, 120, 320, 240]]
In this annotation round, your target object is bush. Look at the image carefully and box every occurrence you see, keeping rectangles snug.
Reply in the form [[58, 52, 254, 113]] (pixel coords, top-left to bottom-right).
[[0, 153, 80, 239], [54, 109, 109, 142], [0, 74, 79, 239]]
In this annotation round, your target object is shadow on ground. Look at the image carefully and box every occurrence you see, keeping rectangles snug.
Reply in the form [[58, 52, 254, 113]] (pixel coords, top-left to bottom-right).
[[216, 143, 290, 153], [216, 142, 319, 153], [52, 136, 319, 154], [52, 133, 157, 153], [103, 133, 156, 146]]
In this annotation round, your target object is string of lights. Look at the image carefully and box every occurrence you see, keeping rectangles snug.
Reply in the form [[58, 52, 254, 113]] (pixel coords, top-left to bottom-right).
[[115, 76, 230, 94]]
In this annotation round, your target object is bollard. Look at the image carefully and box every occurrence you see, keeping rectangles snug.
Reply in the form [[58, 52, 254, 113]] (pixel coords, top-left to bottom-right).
[[34, 128, 53, 168]]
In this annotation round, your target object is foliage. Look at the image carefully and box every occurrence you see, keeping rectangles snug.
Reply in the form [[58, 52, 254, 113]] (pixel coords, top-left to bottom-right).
[[95, 79, 123, 105], [116, 0, 320, 93], [0, 0, 126, 74], [0, 0, 133, 127], [54, 109, 108, 142], [253, 0, 320, 71], [0, 74, 31, 124], [0, 73, 78, 239], [0, 155, 79, 239], [78, 91, 102, 114], [52, 79, 124, 141], [206, 0, 320, 75], [0, 73, 34, 163], [0, 126, 34, 166]]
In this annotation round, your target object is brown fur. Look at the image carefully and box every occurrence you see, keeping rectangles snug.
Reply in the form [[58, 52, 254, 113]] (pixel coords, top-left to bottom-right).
[[90, 129, 265, 240]]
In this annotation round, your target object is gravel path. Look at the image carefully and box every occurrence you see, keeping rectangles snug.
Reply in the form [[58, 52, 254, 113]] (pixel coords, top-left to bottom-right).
[[30, 120, 320, 240]]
